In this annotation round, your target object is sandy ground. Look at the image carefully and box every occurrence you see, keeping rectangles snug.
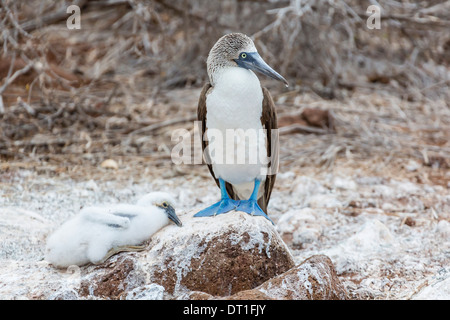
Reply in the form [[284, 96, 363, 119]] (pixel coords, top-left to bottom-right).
[[0, 155, 449, 299]]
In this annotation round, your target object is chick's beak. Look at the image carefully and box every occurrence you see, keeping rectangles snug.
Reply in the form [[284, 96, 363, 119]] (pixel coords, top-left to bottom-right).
[[165, 205, 183, 227]]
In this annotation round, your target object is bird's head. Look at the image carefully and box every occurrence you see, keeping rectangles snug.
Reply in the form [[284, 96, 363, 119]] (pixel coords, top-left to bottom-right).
[[207, 33, 288, 87], [137, 192, 182, 227]]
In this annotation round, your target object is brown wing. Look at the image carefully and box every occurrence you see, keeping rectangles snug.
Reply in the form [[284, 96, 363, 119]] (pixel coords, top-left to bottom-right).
[[197, 83, 238, 200], [257, 87, 279, 214]]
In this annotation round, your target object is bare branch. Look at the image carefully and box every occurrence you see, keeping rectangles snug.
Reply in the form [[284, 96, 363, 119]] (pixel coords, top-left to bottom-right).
[[0, 59, 34, 95]]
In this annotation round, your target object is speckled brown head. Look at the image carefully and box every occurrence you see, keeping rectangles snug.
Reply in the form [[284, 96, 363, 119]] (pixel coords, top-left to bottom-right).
[[207, 33, 288, 87]]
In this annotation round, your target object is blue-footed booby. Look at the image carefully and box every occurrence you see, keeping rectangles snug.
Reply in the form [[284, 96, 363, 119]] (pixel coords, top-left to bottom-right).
[[194, 33, 288, 223], [45, 192, 182, 268]]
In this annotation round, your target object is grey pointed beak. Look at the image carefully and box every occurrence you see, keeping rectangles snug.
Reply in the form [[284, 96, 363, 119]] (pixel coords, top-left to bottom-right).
[[165, 206, 183, 227], [234, 52, 289, 87]]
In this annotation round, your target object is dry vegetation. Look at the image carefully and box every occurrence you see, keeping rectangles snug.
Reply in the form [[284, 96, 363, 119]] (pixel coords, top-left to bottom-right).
[[0, 0, 449, 176]]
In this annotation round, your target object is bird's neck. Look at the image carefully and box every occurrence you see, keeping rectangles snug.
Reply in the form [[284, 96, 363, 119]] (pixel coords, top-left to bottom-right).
[[213, 67, 261, 95]]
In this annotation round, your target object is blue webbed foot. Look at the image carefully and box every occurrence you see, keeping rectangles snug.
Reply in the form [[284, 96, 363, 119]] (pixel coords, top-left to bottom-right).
[[237, 200, 274, 225], [194, 198, 240, 217]]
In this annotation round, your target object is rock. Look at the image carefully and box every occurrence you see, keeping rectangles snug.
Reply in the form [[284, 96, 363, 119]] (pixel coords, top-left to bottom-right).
[[381, 202, 396, 212], [100, 159, 119, 170], [293, 228, 321, 246], [412, 270, 450, 300], [293, 176, 329, 198], [224, 255, 347, 300], [405, 160, 420, 172], [332, 176, 357, 190], [436, 220, 450, 238], [334, 219, 394, 254], [277, 207, 317, 234], [0, 208, 51, 261], [179, 291, 214, 300], [277, 208, 322, 247], [79, 256, 145, 299], [76, 211, 295, 299], [308, 194, 343, 209], [277, 108, 335, 131], [221, 289, 272, 300], [322, 219, 396, 275], [125, 284, 165, 300]]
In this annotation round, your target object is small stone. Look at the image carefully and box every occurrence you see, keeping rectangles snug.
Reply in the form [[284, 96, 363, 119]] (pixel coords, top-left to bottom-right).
[[405, 160, 420, 172], [436, 220, 450, 238], [404, 216, 416, 227], [100, 159, 119, 170]]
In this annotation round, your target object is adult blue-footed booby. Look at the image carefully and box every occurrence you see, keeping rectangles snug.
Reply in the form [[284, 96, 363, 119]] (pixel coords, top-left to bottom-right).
[[194, 33, 288, 223], [45, 192, 182, 268]]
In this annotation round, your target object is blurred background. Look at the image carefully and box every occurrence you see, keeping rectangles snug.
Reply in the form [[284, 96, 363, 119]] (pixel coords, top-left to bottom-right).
[[0, 0, 449, 184]]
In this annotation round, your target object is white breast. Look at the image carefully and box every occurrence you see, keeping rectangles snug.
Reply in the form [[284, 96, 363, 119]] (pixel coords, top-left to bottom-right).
[[205, 67, 268, 198], [207, 67, 263, 129]]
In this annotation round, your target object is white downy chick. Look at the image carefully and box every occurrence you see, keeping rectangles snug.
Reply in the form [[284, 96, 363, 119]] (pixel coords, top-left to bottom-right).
[[45, 192, 182, 268]]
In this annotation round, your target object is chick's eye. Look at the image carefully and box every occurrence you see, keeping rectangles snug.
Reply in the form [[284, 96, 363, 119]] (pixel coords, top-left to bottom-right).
[[240, 52, 247, 59], [162, 202, 168, 208]]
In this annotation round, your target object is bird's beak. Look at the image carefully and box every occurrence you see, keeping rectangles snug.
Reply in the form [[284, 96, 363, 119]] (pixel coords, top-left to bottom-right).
[[165, 206, 183, 227], [235, 52, 289, 87]]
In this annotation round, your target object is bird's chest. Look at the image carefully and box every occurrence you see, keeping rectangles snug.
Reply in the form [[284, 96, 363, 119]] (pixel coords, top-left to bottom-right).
[[206, 69, 264, 131]]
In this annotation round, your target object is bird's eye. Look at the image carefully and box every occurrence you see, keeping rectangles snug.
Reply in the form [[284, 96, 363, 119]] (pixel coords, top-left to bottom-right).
[[162, 202, 169, 208], [240, 52, 247, 59]]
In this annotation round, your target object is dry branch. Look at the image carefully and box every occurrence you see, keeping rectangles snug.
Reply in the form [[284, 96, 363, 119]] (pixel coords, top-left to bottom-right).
[[0, 59, 33, 95]]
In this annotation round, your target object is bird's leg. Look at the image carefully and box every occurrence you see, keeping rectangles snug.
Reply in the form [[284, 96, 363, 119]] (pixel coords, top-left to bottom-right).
[[194, 178, 240, 217], [95, 245, 147, 265], [237, 179, 274, 224]]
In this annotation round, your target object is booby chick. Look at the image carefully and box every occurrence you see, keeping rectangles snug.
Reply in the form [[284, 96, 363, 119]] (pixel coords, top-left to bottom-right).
[[45, 192, 182, 268], [195, 33, 288, 224]]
